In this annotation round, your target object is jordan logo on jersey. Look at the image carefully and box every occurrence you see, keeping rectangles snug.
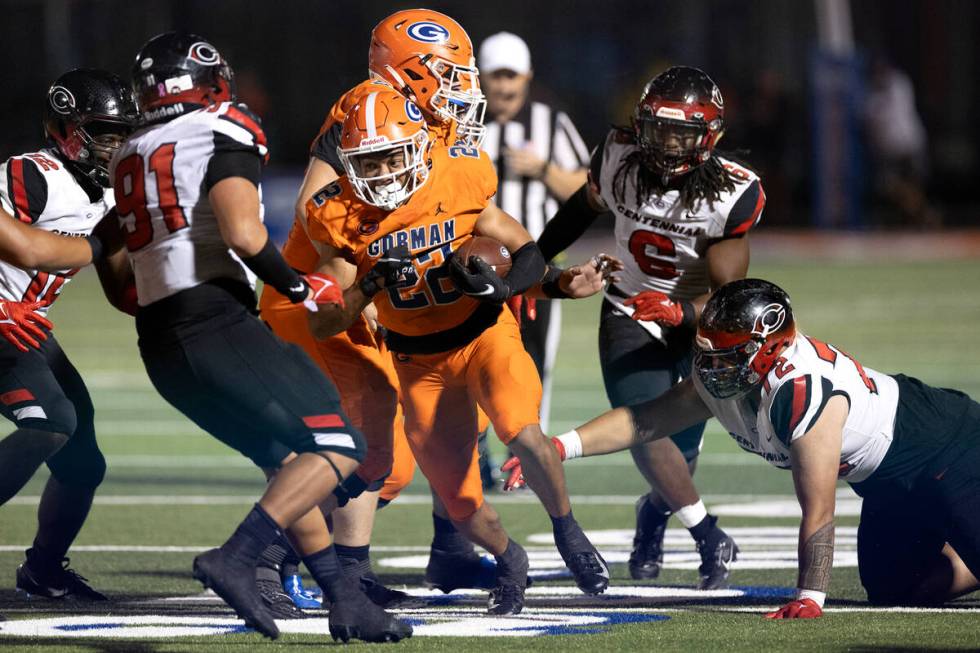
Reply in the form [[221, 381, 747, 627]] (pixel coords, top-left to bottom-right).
[[366, 219, 457, 258]]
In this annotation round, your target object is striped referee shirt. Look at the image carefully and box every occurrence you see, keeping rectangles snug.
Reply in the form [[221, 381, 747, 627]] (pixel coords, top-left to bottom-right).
[[481, 100, 590, 238]]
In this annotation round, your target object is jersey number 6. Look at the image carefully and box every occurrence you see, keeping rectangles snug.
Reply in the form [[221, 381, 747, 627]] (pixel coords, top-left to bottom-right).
[[628, 230, 679, 280], [115, 142, 189, 252]]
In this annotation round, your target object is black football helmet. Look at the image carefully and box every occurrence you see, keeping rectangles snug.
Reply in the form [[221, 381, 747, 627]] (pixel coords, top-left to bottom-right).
[[43, 69, 139, 188], [132, 31, 235, 122], [634, 66, 725, 183], [694, 279, 796, 399]]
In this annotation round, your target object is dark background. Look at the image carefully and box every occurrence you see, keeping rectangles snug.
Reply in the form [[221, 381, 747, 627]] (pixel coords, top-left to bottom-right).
[[3, 0, 978, 228]]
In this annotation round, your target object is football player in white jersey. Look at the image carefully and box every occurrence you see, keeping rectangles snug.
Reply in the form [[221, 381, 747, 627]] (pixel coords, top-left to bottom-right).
[[110, 32, 411, 642], [504, 279, 980, 616], [0, 69, 138, 601], [534, 67, 762, 587]]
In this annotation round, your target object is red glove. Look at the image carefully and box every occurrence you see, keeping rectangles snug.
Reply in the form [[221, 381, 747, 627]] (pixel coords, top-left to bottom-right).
[[505, 295, 537, 327], [623, 291, 693, 327], [302, 273, 344, 312], [764, 598, 823, 619], [0, 300, 53, 352], [500, 436, 565, 491]]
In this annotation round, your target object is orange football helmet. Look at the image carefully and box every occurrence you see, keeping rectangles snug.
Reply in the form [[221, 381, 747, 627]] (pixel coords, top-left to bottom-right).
[[368, 9, 486, 146], [338, 89, 432, 211]]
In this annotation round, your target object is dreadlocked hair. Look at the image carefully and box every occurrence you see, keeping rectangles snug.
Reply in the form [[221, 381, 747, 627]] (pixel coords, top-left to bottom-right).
[[611, 125, 742, 212]]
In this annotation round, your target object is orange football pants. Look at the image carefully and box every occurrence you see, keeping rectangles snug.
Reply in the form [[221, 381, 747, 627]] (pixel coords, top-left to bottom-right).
[[259, 288, 401, 489], [392, 307, 542, 521]]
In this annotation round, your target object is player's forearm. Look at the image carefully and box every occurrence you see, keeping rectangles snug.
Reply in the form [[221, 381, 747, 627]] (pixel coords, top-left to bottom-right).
[[537, 185, 603, 261], [574, 407, 643, 456], [797, 519, 835, 595], [308, 285, 371, 339], [541, 166, 588, 203]]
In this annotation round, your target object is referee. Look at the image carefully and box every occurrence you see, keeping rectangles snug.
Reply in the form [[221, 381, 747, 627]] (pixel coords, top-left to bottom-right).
[[478, 31, 590, 431]]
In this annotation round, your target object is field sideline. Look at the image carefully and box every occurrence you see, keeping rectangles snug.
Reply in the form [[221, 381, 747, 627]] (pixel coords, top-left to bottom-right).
[[1, 254, 979, 651]]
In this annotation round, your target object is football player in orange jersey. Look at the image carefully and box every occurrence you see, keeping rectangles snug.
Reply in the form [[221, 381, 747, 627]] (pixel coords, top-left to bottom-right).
[[304, 89, 609, 615], [258, 8, 494, 606]]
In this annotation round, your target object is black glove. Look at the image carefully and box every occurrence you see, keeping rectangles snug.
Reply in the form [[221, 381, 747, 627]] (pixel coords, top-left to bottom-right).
[[449, 254, 510, 303], [359, 245, 418, 297]]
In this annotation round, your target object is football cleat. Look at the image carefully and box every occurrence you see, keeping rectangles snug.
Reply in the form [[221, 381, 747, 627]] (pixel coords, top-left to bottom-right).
[[192, 549, 279, 639], [359, 574, 427, 609], [16, 557, 108, 601], [555, 523, 610, 595], [282, 574, 323, 609], [328, 579, 413, 644], [256, 567, 307, 619], [629, 496, 668, 580], [487, 544, 528, 616], [424, 548, 498, 593], [696, 516, 739, 590]]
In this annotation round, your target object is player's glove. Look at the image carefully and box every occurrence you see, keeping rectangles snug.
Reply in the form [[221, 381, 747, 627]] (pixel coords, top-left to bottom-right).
[[764, 598, 823, 619], [623, 290, 695, 328], [301, 273, 344, 312], [506, 295, 536, 327], [0, 300, 53, 352], [359, 245, 418, 297], [449, 254, 509, 303], [500, 436, 566, 491]]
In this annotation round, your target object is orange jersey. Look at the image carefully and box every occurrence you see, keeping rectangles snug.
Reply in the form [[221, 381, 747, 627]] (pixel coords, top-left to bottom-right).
[[306, 144, 496, 337], [283, 80, 458, 276]]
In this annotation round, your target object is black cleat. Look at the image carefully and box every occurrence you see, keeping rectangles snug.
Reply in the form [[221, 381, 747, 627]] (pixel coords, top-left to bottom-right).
[[193, 548, 279, 639], [256, 567, 307, 619], [328, 581, 413, 644], [360, 575, 426, 609], [555, 523, 610, 595], [16, 557, 108, 601], [425, 548, 498, 593], [629, 496, 668, 580], [696, 516, 739, 590], [487, 544, 528, 616]]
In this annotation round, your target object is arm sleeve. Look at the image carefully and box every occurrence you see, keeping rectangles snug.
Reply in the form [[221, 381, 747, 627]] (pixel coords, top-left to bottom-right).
[[1, 157, 48, 224], [505, 242, 546, 295], [205, 138, 262, 190], [724, 179, 765, 237], [769, 375, 837, 446], [536, 184, 603, 261], [310, 123, 345, 176]]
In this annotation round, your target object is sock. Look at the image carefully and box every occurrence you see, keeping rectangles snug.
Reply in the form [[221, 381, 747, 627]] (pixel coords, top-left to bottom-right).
[[431, 514, 475, 556], [281, 544, 302, 578], [688, 514, 718, 543], [550, 510, 579, 539], [638, 495, 671, 529], [493, 538, 527, 582], [257, 536, 290, 571], [303, 545, 354, 603], [335, 543, 372, 580], [220, 504, 283, 566]]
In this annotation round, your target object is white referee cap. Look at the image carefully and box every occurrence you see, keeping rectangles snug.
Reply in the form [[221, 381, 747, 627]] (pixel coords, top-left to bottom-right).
[[478, 32, 532, 75]]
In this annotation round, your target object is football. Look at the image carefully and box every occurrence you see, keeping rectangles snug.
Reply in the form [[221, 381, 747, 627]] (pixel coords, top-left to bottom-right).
[[454, 236, 512, 278]]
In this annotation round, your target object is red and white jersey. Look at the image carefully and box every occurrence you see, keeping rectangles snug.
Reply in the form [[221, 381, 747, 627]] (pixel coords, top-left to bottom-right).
[[693, 334, 900, 482], [592, 130, 765, 340], [110, 102, 268, 306], [0, 149, 112, 314]]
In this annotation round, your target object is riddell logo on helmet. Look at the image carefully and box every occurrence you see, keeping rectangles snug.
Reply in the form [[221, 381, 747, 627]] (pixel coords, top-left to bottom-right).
[[655, 107, 686, 120], [360, 136, 390, 146]]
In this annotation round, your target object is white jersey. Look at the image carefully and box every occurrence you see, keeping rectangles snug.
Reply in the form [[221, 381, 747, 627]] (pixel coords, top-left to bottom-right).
[[110, 102, 268, 305], [693, 334, 900, 483], [0, 149, 113, 314], [593, 130, 764, 340]]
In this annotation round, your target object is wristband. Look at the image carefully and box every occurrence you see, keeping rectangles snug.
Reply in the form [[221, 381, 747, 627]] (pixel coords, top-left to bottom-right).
[[797, 589, 826, 607], [540, 265, 571, 299], [240, 238, 307, 303], [556, 430, 584, 460], [85, 234, 104, 262], [359, 274, 382, 298]]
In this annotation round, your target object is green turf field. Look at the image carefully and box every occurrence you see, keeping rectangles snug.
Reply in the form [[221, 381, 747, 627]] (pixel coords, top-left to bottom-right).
[[1, 258, 979, 651]]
